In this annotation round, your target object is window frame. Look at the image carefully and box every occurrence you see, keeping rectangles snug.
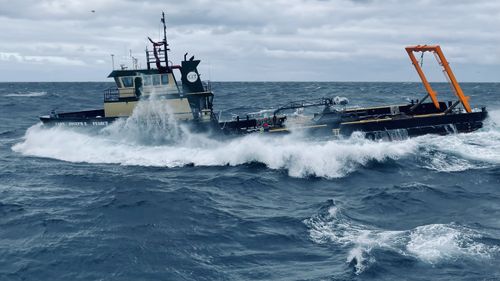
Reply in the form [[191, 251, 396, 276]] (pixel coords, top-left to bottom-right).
[[161, 74, 169, 85], [121, 76, 134, 88]]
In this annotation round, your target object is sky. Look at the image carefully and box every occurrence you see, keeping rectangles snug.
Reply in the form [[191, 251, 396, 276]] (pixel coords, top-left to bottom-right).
[[0, 0, 499, 82]]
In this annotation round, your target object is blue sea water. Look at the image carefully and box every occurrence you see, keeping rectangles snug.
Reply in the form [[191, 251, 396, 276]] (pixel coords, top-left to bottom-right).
[[1, 81, 500, 280]]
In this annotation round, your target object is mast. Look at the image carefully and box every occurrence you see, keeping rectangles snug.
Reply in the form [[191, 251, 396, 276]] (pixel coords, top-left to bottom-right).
[[161, 12, 170, 72], [146, 13, 170, 72]]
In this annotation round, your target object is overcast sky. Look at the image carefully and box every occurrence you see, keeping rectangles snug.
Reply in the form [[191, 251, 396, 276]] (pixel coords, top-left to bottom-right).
[[0, 0, 499, 82]]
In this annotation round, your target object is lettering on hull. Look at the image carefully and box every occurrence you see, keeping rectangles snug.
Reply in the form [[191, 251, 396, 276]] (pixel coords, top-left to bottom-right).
[[54, 121, 109, 127]]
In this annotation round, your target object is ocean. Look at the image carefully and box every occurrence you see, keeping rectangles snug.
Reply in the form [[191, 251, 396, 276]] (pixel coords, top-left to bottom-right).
[[1, 81, 500, 280]]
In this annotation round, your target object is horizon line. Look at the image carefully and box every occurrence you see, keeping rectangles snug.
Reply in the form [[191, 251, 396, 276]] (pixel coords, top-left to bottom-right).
[[0, 80, 499, 83]]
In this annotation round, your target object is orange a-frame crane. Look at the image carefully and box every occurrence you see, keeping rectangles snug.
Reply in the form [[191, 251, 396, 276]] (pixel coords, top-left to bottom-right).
[[405, 45, 472, 113]]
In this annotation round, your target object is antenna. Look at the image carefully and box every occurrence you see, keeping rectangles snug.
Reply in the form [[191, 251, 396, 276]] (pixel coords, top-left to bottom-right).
[[129, 49, 132, 68], [209, 60, 212, 82], [110, 54, 115, 70], [161, 11, 170, 72], [129, 49, 138, 69]]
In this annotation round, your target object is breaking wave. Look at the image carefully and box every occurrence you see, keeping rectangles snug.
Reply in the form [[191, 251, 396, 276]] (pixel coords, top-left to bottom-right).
[[5, 91, 47, 97], [304, 202, 500, 274], [11, 99, 500, 178], [11, 125, 416, 178], [11, 90, 419, 178]]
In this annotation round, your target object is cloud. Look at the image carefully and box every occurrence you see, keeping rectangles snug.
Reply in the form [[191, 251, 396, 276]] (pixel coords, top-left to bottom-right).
[[0, 52, 86, 66], [0, 0, 499, 81]]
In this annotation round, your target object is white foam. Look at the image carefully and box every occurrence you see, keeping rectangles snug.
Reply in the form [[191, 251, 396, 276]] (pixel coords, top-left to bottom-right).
[[12, 93, 419, 178], [407, 224, 499, 263], [419, 150, 477, 172], [12, 125, 417, 178], [12, 98, 500, 178], [487, 109, 500, 128], [408, 109, 500, 170], [415, 130, 500, 166], [246, 108, 275, 117], [305, 206, 500, 274], [305, 205, 404, 274], [12, 111, 500, 177], [6, 91, 47, 97]]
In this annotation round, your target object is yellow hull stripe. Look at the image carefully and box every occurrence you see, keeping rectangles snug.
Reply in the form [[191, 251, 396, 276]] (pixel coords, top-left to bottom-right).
[[341, 113, 445, 125]]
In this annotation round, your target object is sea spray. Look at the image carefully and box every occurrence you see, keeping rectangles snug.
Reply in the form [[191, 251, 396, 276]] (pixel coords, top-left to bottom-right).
[[12, 105, 500, 178], [12, 121, 500, 177], [100, 88, 191, 145], [12, 124, 417, 178]]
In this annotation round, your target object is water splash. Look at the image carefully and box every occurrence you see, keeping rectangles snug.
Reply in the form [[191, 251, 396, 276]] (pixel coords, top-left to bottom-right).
[[371, 128, 409, 141], [11, 102, 500, 178], [101, 93, 190, 145], [444, 124, 458, 134], [12, 126, 417, 178]]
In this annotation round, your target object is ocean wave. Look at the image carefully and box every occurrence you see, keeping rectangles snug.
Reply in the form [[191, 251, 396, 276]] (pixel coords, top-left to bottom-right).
[[11, 99, 500, 178], [11, 124, 416, 178], [411, 109, 500, 171], [418, 150, 480, 172], [406, 224, 499, 263], [304, 202, 500, 274], [12, 118, 500, 178], [11, 93, 422, 178], [5, 91, 47, 97], [414, 130, 500, 167]]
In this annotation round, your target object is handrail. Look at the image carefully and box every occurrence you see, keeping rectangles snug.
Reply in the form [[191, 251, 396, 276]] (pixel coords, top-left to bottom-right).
[[203, 80, 212, 92], [273, 97, 334, 115]]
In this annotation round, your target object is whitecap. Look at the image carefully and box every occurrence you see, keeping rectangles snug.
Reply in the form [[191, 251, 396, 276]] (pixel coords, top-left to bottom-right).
[[12, 98, 500, 178], [11, 92, 421, 178], [12, 124, 418, 178], [5, 91, 47, 97], [414, 130, 500, 166], [419, 150, 478, 172], [305, 205, 500, 274], [407, 224, 500, 263]]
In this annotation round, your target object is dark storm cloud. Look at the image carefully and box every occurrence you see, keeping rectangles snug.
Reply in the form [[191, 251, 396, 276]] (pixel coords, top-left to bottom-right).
[[0, 0, 499, 81]]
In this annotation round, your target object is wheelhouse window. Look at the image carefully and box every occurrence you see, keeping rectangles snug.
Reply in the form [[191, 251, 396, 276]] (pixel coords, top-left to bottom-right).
[[161, 74, 169, 85], [114, 77, 122, 88], [121, 76, 134, 88], [143, 75, 152, 86], [152, 75, 161, 86]]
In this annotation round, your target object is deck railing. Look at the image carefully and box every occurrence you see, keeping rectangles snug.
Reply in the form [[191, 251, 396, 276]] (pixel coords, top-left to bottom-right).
[[203, 80, 212, 92]]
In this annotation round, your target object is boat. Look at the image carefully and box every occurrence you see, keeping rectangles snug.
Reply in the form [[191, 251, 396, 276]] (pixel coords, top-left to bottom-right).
[[40, 13, 488, 140], [40, 12, 219, 133]]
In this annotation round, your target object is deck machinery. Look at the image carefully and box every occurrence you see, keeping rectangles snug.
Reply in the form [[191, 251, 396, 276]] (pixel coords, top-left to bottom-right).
[[221, 45, 487, 139]]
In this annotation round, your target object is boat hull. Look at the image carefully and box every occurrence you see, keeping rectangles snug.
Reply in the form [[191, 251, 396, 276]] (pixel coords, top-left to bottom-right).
[[40, 103, 488, 140], [263, 102, 488, 139], [40, 109, 117, 128], [340, 111, 487, 140], [39, 109, 220, 133]]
